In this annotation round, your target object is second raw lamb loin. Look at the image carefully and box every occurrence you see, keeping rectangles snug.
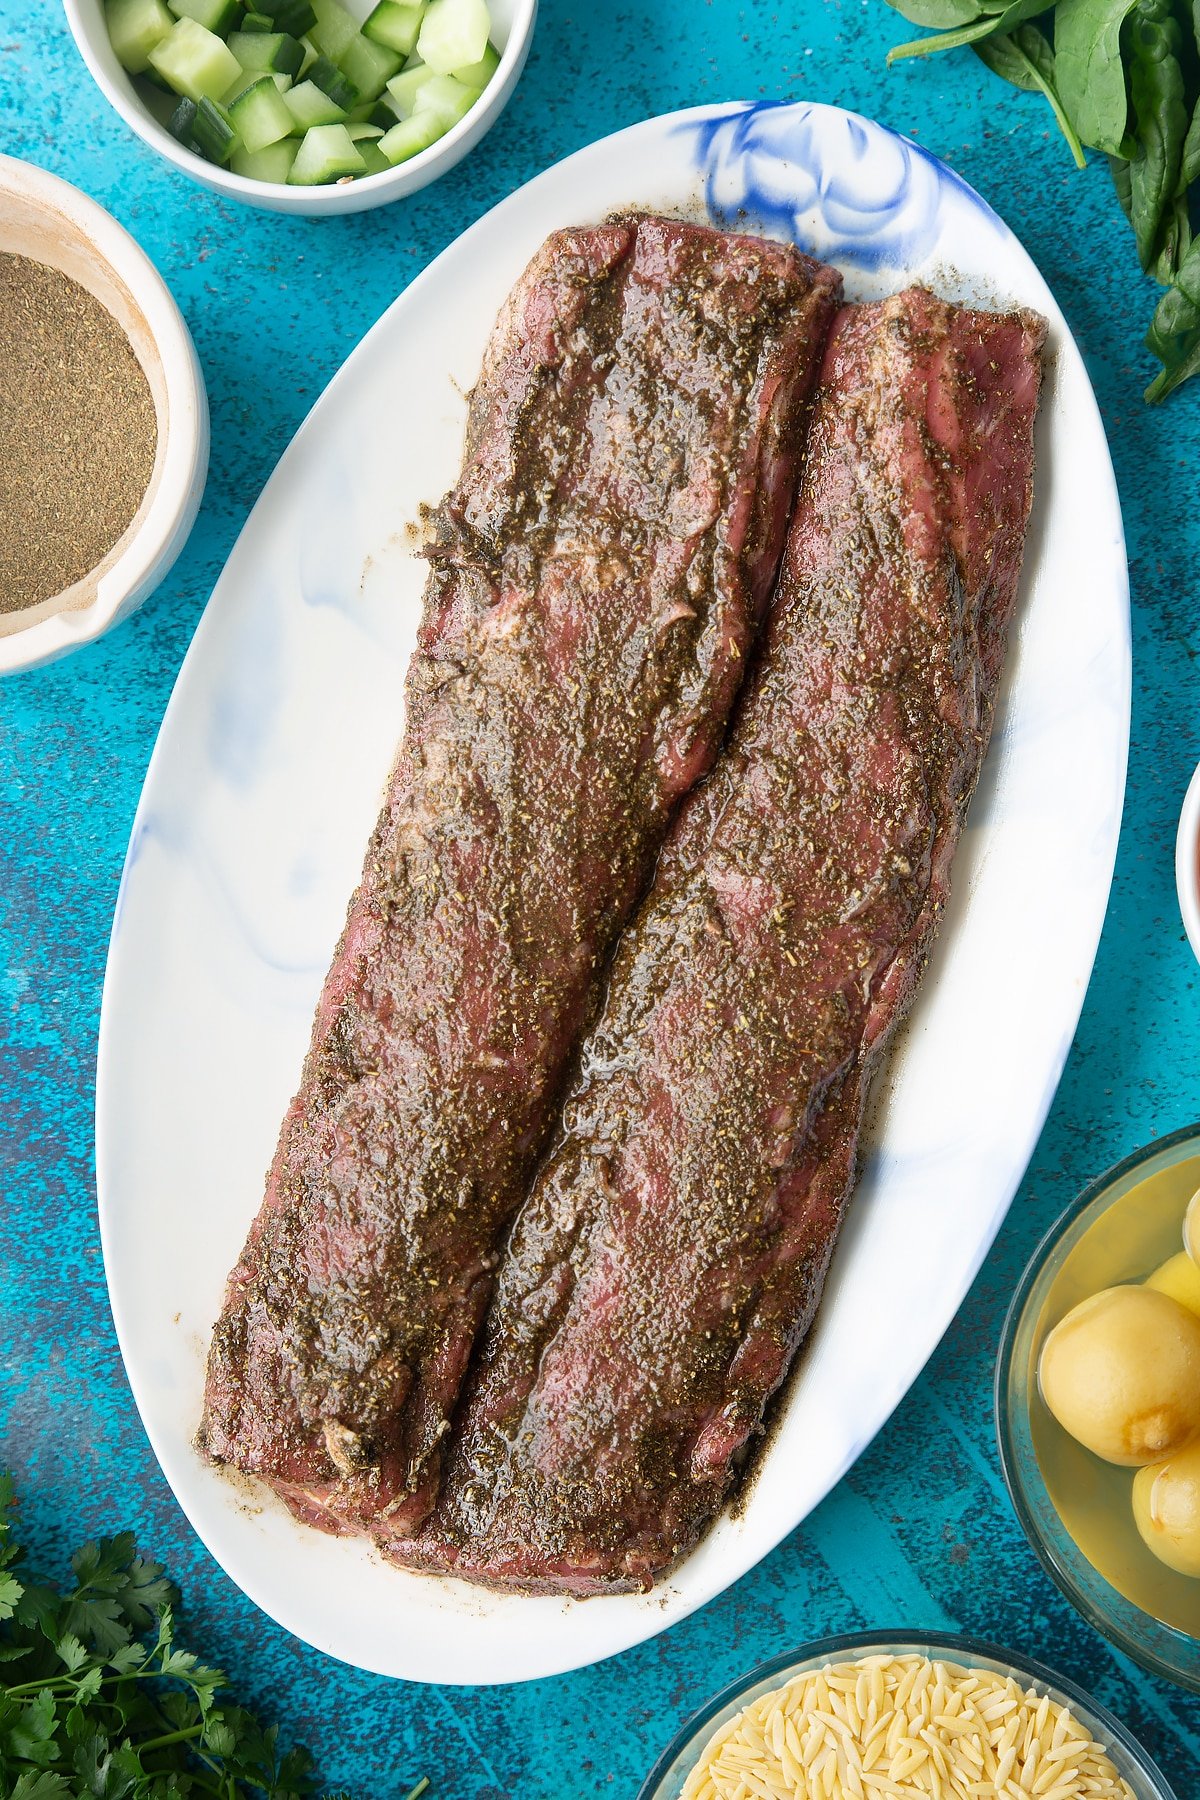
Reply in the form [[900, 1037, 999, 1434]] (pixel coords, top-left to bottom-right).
[[404, 287, 1046, 1592]]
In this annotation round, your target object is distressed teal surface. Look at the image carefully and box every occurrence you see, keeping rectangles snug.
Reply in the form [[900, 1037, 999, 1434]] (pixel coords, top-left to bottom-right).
[[2, 1, 1199, 1794]]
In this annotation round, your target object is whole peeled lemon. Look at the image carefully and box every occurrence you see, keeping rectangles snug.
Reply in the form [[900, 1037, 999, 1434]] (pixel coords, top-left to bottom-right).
[[1038, 1285, 1200, 1466], [1145, 1251, 1200, 1319], [1133, 1439, 1200, 1578], [1186, 1188, 1200, 1270]]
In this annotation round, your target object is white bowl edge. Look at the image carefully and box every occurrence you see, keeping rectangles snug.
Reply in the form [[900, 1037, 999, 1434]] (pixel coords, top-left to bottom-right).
[[1175, 758, 1200, 964]]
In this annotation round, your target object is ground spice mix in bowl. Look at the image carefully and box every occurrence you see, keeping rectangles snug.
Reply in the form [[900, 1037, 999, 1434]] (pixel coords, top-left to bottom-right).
[[0, 154, 206, 673], [1, 252, 158, 618]]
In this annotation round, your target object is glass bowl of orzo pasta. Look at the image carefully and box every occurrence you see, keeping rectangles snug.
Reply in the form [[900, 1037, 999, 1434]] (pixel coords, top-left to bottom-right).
[[637, 1631, 1176, 1800]]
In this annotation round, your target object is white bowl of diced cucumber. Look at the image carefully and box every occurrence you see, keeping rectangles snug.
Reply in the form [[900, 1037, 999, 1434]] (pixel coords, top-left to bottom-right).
[[66, 0, 536, 214]]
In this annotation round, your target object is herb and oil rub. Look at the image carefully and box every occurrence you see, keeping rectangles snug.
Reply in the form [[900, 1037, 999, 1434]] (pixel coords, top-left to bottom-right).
[[200, 215, 842, 1541], [405, 289, 1046, 1593]]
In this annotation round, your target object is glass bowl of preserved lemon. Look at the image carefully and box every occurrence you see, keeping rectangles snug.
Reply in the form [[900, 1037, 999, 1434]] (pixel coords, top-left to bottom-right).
[[997, 1124, 1200, 1691]]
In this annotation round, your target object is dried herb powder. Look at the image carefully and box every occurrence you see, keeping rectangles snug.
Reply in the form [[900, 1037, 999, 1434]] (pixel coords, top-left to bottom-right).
[[0, 252, 158, 615]]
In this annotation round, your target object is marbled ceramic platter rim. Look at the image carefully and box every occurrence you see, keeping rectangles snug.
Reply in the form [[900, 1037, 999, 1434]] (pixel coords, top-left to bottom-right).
[[96, 101, 1131, 1685]]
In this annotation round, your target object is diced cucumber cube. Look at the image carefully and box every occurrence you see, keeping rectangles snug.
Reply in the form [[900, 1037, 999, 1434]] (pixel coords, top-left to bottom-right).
[[363, 0, 426, 56], [193, 94, 238, 162], [241, 10, 274, 28], [257, 0, 316, 31], [227, 29, 304, 74], [355, 136, 390, 173], [281, 77, 346, 127], [298, 32, 317, 72], [369, 97, 398, 127], [105, 0, 174, 74], [231, 136, 299, 179], [378, 111, 440, 163], [288, 121, 366, 182], [308, 51, 358, 107], [416, 0, 488, 75], [168, 0, 239, 31], [385, 60, 433, 116], [148, 17, 241, 100], [225, 60, 295, 103], [413, 71, 474, 129], [453, 39, 497, 90], [168, 94, 198, 140], [228, 73, 295, 149], [308, 0, 359, 59], [336, 31, 402, 101], [346, 120, 384, 137]]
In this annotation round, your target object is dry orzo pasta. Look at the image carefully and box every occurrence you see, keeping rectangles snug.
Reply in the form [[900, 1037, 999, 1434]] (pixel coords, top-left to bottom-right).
[[679, 1654, 1138, 1800]]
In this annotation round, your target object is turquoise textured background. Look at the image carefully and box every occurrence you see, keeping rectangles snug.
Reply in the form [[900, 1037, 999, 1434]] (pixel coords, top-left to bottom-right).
[[2, 1, 1200, 1793]]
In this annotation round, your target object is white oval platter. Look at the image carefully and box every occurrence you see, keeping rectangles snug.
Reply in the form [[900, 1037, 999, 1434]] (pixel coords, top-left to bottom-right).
[[97, 101, 1131, 1686]]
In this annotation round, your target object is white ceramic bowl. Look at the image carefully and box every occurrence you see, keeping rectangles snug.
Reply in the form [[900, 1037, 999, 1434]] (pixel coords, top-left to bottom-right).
[[0, 155, 207, 675], [64, 0, 537, 217], [1176, 758, 1200, 964]]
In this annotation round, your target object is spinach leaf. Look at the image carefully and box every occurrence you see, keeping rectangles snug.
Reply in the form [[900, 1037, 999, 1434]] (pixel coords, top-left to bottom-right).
[[972, 17, 1056, 85], [1109, 151, 1135, 216], [1146, 234, 1200, 397], [1054, 0, 1141, 152], [974, 24, 1088, 165], [1153, 56, 1200, 280], [1127, 0, 1188, 270], [887, 0, 988, 27], [1181, 91, 1200, 185], [1151, 190, 1192, 282], [887, 0, 1052, 64]]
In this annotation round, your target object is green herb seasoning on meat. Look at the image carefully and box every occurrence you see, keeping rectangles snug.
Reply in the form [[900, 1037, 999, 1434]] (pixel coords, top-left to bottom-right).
[[0, 253, 157, 616]]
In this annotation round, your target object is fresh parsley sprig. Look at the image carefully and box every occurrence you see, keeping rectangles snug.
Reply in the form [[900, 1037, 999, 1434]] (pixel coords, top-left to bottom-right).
[[0, 1475, 428, 1800], [885, 0, 1200, 401]]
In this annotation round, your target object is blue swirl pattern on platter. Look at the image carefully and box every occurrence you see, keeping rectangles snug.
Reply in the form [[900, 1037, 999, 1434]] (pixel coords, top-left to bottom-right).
[[685, 101, 1005, 269]]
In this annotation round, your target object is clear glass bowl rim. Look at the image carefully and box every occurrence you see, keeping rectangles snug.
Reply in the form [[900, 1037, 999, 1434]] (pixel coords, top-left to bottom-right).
[[636, 1628, 1178, 1799], [994, 1120, 1200, 1691]]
